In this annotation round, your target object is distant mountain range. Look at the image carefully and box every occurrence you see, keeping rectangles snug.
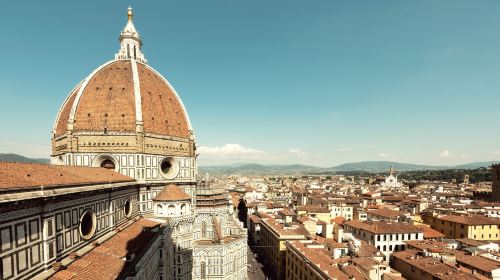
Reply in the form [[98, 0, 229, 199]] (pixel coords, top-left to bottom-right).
[[199, 161, 500, 175], [1, 153, 498, 175], [0, 153, 49, 164]]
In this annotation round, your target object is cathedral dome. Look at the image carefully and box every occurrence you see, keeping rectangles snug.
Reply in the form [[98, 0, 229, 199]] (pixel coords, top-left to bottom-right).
[[50, 8, 197, 184], [53, 59, 192, 139]]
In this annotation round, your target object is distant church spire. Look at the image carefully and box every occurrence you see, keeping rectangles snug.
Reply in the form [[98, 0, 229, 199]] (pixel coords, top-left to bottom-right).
[[115, 7, 147, 64], [389, 164, 395, 176]]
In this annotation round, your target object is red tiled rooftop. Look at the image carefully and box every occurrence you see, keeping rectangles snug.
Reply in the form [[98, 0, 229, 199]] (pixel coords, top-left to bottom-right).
[[55, 60, 191, 138], [0, 162, 134, 190], [344, 220, 423, 234], [331, 216, 346, 225], [51, 218, 161, 280], [367, 208, 403, 219], [297, 205, 330, 213], [392, 250, 480, 280], [416, 225, 446, 239], [455, 251, 500, 273], [153, 184, 191, 201], [287, 241, 350, 280], [279, 208, 295, 216], [438, 215, 500, 225]]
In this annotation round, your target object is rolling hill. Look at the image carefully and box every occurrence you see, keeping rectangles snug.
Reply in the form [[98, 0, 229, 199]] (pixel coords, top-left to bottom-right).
[[0, 153, 49, 164], [1, 153, 498, 175], [200, 160, 500, 175]]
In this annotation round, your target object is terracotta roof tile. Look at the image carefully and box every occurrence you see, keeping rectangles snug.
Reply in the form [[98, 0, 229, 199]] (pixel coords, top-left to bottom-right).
[[455, 251, 500, 272], [367, 208, 403, 219], [439, 215, 500, 225], [392, 250, 480, 280], [250, 215, 260, 224], [153, 184, 191, 201], [297, 205, 330, 213], [287, 241, 350, 280], [137, 63, 190, 138], [0, 162, 134, 190], [344, 220, 423, 234], [74, 60, 136, 133], [416, 225, 446, 239], [55, 60, 191, 138], [331, 216, 346, 225], [51, 219, 161, 280]]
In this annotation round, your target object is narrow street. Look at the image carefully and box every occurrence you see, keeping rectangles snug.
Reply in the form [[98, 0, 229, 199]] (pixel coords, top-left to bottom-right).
[[247, 245, 267, 280]]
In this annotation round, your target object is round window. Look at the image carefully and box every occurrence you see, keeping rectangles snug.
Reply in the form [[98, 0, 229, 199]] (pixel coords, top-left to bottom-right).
[[101, 159, 116, 170], [79, 210, 97, 240], [161, 160, 172, 174], [159, 157, 179, 179], [124, 200, 132, 217]]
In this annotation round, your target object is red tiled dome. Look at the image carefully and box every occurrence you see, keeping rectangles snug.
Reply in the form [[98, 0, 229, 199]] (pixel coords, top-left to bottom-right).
[[53, 60, 192, 139]]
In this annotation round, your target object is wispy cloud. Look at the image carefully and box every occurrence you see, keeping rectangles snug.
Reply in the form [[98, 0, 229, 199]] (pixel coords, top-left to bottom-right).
[[493, 151, 500, 155], [288, 148, 305, 156], [198, 144, 266, 159], [438, 150, 451, 157], [379, 153, 390, 158], [338, 147, 351, 152]]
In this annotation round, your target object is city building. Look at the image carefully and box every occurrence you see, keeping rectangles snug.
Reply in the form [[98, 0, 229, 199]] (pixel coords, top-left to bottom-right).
[[391, 250, 481, 280], [258, 216, 307, 280], [424, 214, 500, 240], [285, 240, 350, 280], [343, 220, 424, 261]]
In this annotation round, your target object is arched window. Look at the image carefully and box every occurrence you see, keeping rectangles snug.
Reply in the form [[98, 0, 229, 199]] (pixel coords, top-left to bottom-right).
[[180, 204, 187, 215], [133, 45, 137, 59], [127, 44, 130, 58], [100, 159, 115, 170], [157, 204, 163, 215], [200, 261, 206, 279], [202, 222, 207, 238], [383, 245, 386, 251], [167, 204, 175, 215]]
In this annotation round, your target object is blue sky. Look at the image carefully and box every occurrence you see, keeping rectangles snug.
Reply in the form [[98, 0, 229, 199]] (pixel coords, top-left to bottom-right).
[[0, 1, 500, 166]]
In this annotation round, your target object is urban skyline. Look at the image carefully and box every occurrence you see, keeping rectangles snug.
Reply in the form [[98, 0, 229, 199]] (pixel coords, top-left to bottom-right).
[[1, 1, 500, 166]]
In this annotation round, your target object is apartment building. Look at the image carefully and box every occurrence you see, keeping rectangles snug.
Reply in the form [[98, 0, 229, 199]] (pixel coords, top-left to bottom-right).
[[425, 214, 500, 240], [344, 220, 424, 261], [259, 216, 307, 280]]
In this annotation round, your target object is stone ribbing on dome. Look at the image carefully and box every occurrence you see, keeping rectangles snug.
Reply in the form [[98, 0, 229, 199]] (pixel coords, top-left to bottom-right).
[[73, 60, 136, 133], [137, 63, 190, 138], [54, 82, 82, 136]]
